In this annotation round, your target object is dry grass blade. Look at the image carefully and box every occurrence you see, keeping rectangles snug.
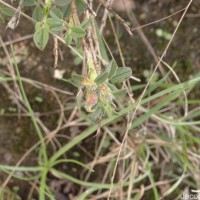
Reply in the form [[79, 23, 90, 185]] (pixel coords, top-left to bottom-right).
[[107, 0, 194, 199]]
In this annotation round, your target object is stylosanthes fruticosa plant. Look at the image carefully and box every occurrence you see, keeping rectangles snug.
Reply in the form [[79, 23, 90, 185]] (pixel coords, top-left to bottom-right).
[[32, 0, 87, 50], [1, 0, 133, 119], [72, 60, 132, 118]]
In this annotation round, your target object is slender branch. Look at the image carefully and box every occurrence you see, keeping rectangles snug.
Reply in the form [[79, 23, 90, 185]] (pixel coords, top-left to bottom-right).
[[99, 0, 133, 36]]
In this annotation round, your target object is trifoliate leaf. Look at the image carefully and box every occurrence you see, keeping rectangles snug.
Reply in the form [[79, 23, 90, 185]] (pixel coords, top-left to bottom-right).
[[32, 6, 43, 21], [107, 82, 118, 91], [71, 26, 86, 38], [33, 26, 49, 50], [65, 32, 72, 46], [110, 67, 132, 83], [81, 18, 92, 30], [61, 4, 71, 18], [23, 0, 36, 6], [113, 89, 127, 97], [72, 73, 84, 87], [95, 71, 109, 84], [0, 7, 15, 16], [54, 0, 72, 6], [46, 18, 64, 33], [75, 0, 86, 12], [50, 8, 63, 20], [108, 60, 118, 79]]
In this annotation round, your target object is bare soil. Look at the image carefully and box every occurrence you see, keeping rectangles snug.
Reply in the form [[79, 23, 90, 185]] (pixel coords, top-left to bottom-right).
[[0, 0, 200, 199]]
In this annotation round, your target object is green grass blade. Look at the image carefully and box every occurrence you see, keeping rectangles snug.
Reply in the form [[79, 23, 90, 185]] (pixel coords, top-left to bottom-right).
[[0, 165, 43, 172], [12, 48, 48, 163], [49, 75, 200, 163], [52, 159, 94, 172]]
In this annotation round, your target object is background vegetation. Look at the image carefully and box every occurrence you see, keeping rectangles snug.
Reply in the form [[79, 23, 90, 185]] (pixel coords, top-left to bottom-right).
[[0, 0, 200, 199]]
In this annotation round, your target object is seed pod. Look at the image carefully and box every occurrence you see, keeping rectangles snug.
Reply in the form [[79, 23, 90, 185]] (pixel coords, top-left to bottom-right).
[[84, 91, 98, 112]]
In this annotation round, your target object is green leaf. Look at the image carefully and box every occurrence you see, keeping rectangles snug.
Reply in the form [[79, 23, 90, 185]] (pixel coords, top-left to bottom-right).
[[46, 18, 64, 33], [71, 26, 86, 38], [113, 89, 127, 97], [75, 0, 86, 12], [65, 32, 72, 46], [23, 0, 36, 6], [81, 18, 92, 30], [50, 8, 63, 20], [0, 14, 4, 23], [33, 26, 49, 50], [61, 4, 71, 18], [54, 0, 72, 6], [110, 67, 132, 83], [108, 60, 118, 79], [91, 106, 103, 120], [72, 73, 84, 87], [107, 82, 118, 91], [94, 21, 109, 62], [95, 71, 109, 84], [0, 7, 15, 17], [32, 6, 44, 21]]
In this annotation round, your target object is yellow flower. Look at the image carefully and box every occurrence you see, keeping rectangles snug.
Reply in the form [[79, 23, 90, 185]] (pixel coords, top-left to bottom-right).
[[82, 77, 94, 86]]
